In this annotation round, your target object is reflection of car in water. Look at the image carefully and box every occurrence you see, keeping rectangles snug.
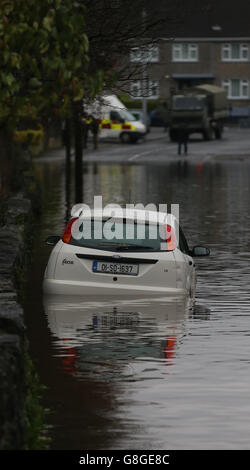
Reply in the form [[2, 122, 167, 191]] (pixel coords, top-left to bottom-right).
[[43, 295, 192, 379]]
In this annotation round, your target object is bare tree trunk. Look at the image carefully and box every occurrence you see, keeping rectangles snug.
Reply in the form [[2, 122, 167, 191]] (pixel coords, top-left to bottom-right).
[[73, 103, 83, 204], [64, 119, 72, 222], [64, 119, 71, 165]]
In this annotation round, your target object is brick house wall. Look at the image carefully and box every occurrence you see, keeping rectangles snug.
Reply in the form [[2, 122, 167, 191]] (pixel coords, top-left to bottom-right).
[[127, 38, 250, 113]]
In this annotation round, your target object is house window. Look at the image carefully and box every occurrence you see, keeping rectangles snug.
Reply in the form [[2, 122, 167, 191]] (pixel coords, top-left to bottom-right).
[[130, 81, 141, 98], [172, 43, 198, 62], [130, 45, 159, 63], [130, 80, 159, 99], [222, 43, 249, 61], [222, 79, 249, 99]]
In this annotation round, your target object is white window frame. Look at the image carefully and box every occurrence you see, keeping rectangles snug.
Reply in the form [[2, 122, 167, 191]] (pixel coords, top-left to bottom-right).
[[221, 43, 249, 62], [130, 45, 159, 63], [172, 43, 199, 62], [222, 79, 249, 99], [130, 80, 141, 99], [130, 79, 160, 99]]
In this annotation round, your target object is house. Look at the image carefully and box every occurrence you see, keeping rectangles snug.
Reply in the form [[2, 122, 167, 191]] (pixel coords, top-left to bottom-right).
[[127, 0, 250, 116]]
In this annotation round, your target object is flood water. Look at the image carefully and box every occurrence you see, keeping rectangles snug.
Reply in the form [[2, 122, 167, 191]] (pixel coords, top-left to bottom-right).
[[23, 156, 250, 450]]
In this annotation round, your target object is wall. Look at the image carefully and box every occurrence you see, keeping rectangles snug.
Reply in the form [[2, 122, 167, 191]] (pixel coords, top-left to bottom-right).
[[0, 195, 32, 449]]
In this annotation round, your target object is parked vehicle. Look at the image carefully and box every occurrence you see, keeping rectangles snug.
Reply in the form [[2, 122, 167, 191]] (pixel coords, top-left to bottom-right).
[[149, 110, 162, 127], [43, 206, 210, 297], [169, 84, 228, 141], [129, 109, 151, 133], [150, 102, 169, 129], [13, 120, 44, 147], [86, 95, 146, 143]]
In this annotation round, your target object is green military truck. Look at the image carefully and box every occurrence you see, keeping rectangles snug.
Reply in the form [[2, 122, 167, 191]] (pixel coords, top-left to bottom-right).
[[169, 84, 228, 141]]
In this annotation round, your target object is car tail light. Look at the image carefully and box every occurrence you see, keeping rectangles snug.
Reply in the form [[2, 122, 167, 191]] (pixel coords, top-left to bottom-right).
[[62, 217, 78, 244], [166, 224, 177, 251], [122, 124, 131, 130]]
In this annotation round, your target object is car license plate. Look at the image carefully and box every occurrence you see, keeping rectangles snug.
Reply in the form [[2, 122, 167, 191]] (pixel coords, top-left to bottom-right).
[[92, 260, 138, 275]]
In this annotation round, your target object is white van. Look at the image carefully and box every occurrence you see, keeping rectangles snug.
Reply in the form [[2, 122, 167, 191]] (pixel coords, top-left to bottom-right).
[[87, 95, 146, 143]]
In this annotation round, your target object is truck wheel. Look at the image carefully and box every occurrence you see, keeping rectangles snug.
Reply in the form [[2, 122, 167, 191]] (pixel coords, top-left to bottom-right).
[[120, 132, 131, 144]]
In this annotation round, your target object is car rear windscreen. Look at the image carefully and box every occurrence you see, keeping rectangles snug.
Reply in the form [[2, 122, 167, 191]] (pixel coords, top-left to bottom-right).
[[68, 218, 176, 252]]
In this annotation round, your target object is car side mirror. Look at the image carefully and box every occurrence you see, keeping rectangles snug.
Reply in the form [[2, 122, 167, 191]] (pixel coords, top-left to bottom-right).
[[190, 246, 210, 257], [45, 235, 61, 246]]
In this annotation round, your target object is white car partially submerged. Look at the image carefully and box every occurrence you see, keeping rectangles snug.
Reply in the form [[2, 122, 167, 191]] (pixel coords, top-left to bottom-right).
[[43, 206, 210, 296]]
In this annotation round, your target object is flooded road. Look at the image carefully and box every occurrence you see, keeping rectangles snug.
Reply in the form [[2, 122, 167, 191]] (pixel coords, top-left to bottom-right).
[[23, 145, 250, 450]]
